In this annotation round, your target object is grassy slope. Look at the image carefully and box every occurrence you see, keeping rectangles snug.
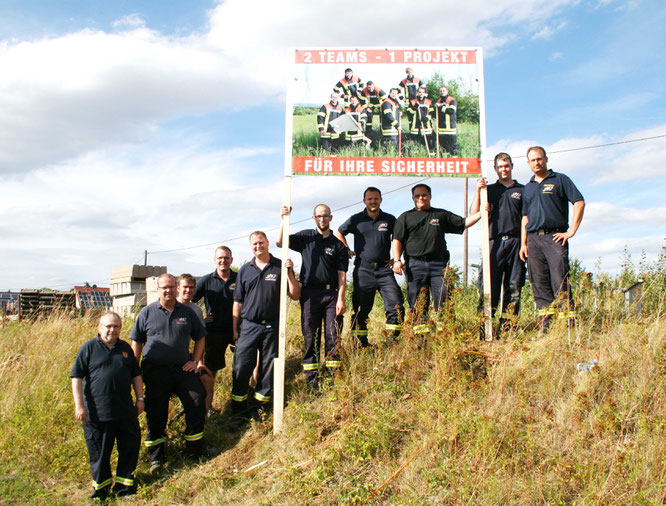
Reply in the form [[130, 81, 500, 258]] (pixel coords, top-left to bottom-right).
[[0, 277, 664, 504]]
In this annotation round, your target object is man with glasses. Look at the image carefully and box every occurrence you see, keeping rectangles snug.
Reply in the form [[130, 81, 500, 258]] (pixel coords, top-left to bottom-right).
[[193, 246, 236, 412], [392, 184, 483, 337], [520, 146, 585, 331], [278, 204, 349, 388], [130, 273, 209, 472]]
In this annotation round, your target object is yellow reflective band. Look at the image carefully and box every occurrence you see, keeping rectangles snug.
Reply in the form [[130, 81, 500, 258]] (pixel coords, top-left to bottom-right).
[[435, 323, 445, 331], [351, 330, 368, 336], [115, 476, 134, 486], [254, 392, 271, 402], [413, 324, 429, 334], [557, 311, 577, 319], [92, 477, 113, 490], [144, 437, 166, 447], [231, 393, 248, 402], [385, 324, 401, 330], [537, 308, 556, 316], [303, 363, 319, 371], [184, 431, 204, 441], [326, 360, 341, 368]]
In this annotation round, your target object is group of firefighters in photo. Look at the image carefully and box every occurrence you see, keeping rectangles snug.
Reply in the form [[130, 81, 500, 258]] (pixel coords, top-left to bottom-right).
[[71, 145, 584, 499], [317, 67, 458, 155]]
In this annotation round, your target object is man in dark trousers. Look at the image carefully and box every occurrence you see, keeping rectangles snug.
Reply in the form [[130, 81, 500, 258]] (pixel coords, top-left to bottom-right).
[[317, 92, 344, 151], [71, 311, 143, 499], [520, 146, 585, 330], [381, 88, 403, 151], [130, 273, 209, 472], [392, 184, 483, 337], [193, 246, 236, 412], [435, 86, 458, 156], [471, 153, 526, 337], [409, 86, 434, 151], [230, 231, 300, 428], [335, 187, 404, 347], [277, 204, 349, 388]]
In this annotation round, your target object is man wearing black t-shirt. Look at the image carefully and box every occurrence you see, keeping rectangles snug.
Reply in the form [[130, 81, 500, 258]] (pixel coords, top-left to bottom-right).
[[71, 311, 143, 499], [335, 187, 404, 347], [520, 146, 585, 329], [130, 273, 209, 471], [471, 153, 526, 335], [278, 204, 349, 388], [392, 184, 482, 336]]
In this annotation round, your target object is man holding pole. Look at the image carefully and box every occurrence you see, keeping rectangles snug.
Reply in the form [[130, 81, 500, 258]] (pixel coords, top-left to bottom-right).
[[277, 204, 349, 389], [381, 88, 403, 152], [335, 187, 404, 347], [435, 86, 458, 156], [392, 184, 483, 337], [471, 153, 526, 338], [230, 231, 300, 429], [409, 86, 434, 153], [519, 146, 585, 331]]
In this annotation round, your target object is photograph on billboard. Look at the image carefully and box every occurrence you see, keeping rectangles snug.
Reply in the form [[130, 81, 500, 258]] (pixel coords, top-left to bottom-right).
[[287, 47, 485, 177]]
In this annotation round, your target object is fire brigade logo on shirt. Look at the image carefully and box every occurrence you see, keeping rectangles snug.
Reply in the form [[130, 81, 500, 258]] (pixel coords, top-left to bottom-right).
[[542, 184, 555, 194], [122, 352, 128, 358], [324, 247, 335, 256], [229, 283, 236, 290], [377, 222, 389, 231], [511, 192, 521, 200], [265, 273, 278, 282], [175, 317, 188, 325], [429, 218, 440, 226]]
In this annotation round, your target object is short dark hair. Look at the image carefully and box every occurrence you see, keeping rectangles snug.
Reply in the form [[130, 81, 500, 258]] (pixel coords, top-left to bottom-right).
[[178, 273, 196, 286], [411, 183, 431, 196], [366, 80, 374, 86], [215, 246, 232, 257], [363, 186, 382, 198], [527, 146, 547, 158], [345, 67, 353, 73], [494, 152, 513, 166]]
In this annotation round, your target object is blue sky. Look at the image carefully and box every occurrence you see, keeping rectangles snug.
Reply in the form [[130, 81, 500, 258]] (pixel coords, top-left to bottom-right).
[[0, 0, 664, 290]]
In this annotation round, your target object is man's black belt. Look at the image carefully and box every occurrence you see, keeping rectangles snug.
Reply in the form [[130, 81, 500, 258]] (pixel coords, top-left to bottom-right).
[[491, 233, 520, 241], [304, 283, 337, 290], [407, 253, 445, 262], [529, 227, 567, 236], [359, 259, 387, 270], [247, 318, 278, 325]]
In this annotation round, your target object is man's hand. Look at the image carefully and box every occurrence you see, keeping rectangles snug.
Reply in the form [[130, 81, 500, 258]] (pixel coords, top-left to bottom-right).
[[393, 259, 403, 275], [384, 258, 395, 269], [280, 205, 292, 218], [519, 245, 528, 262], [347, 249, 356, 259], [285, 258, 294, 270], [196, 362, 213, 377], [553, 231, 574, 245], [136, 399, 145, 415], [476, 177, 487, 191], [336, 298, 346, 316], [74, 405, 88, 421], [204, 314, 214, 324], [182, 360, 198, 372]]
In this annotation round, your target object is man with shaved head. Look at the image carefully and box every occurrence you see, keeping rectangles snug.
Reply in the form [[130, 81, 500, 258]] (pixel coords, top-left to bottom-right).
[[130, 273, 210, 472], [71, 311, 143, 499], [278, 203, 349, 389]]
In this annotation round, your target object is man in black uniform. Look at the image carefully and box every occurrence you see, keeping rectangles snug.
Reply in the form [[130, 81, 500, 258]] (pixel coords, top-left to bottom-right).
[[409, 87, 434, 151], [398, 67, 421, 103], [334, 67, 363, 107], [381, 88, 403, 151], [193, 246, 236, 411], [335, 187, 404, 347], [520, 146, 585, 329], [277, 204, 349, 388], [130, 273, 209, 471], [360, 81, 387, 138], [434, 86, 458, 156], [71, 311, 143, 499], [230, 231, 300, 427], [392, 184, 483, 336], [317, 92, 344, 151], [471, 153, 526, 336]]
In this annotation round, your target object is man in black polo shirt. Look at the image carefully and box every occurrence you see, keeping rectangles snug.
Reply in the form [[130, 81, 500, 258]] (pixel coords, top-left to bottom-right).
[[471, 152, 526, 336], [230, 231, 300, 428], [335, 187, 404, 347], [278, 204, 349, 388], [392, 183, 483, 336], [130, 273, 208, 471], [71, 311, 143, 499], [192, 246, 236, 411], [519, 146, 585, 329]]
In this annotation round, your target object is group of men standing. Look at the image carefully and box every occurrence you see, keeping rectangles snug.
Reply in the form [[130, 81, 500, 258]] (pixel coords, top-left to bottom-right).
[[317, 67, 458, 154], [70, 145, 584, 498]]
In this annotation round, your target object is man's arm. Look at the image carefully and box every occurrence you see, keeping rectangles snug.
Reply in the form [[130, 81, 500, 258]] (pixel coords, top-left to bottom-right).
[[464, 210, 483, 228], [71, 377, 87, 421], [336, 270, 346, 316], [392, 238, 404, 275], [553, 200, 585, 245], [232, 301, 243, 343], [519, 215, 529, 261], [130, 341, 143, 362], [333, 230, 355, 258], [470, 177, 486, 214], [276, 205, 291, 248], [285, 259, 301, 300], [132, 375, 144, 415]]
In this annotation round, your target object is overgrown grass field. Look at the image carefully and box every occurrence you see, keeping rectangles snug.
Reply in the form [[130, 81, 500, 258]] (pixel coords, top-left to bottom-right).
[[0, 253, 664, 504]]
